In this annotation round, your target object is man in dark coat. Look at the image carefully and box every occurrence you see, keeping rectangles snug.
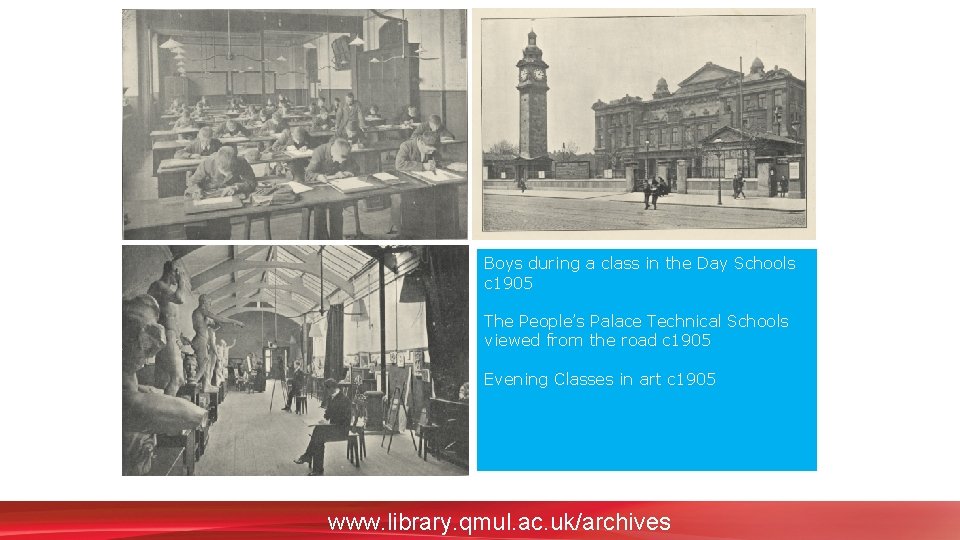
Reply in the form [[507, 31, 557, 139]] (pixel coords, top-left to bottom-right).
[[295, 378, 352, 475]]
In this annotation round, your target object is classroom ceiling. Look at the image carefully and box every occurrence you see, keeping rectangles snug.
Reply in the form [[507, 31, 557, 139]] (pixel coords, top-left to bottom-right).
[[176, 246, 418, 321], [142, 9, 368, 39]]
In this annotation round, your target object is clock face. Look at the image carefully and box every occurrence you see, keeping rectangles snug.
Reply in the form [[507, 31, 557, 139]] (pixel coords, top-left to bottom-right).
[[519, 68, 529, 81], [533, 69, 545, 80]]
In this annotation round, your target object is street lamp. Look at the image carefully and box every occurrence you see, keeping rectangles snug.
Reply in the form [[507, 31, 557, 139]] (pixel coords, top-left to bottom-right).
[[643, 141, 650, 178], [712, 137, 723, 206]]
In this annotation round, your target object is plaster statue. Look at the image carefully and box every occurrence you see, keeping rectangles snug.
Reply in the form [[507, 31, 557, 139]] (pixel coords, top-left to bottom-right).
[[123, 295, 207, 475], [147, 261, 186, 395], [191, 295, 244, 392]]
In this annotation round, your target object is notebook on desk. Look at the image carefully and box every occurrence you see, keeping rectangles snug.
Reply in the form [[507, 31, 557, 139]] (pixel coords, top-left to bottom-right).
[[163, 158, 203, 169], [184, 196, 244, 214], [284, 148, 313, 159], [219, 137, 249, 144], [328, 177, 380, 194]]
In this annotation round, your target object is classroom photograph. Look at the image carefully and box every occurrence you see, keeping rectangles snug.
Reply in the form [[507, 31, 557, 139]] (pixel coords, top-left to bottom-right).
[[123, 245, 469, 476], [122, 10, 468, 240]]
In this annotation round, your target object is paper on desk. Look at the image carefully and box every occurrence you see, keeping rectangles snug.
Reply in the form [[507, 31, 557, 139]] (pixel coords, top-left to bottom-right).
[[219, 137, 249, 143], [446, 162, 468, 172], [406, 169, 463, 182], [196, 196, 235, 206], [285, 147, 313, 159], [282, 181, 313, 194], [372, 172, 400, 181], [164, 158, 202, 168], [328, 176, 379, 193]]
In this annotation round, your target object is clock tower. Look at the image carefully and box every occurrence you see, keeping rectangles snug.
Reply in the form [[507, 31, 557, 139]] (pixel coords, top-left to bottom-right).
[[517, 29, 549, 159]]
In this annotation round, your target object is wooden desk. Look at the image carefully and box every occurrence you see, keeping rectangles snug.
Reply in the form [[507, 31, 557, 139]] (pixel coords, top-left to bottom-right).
[[124, 170, 466, 240], [151, 136, 276, 177], [150, 128, 199, 142]]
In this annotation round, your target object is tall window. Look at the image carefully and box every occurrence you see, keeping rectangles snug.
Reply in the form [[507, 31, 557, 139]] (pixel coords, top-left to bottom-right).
[[744, 95, 753, 110], [774, 89, 783, 108], [672, 127, 679, 144], [685, 126, 693, 143], [759, 94, 767, 109]]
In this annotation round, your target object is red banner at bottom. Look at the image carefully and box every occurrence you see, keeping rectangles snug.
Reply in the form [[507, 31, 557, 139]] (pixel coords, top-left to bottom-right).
[[0, 502, 957, 539]]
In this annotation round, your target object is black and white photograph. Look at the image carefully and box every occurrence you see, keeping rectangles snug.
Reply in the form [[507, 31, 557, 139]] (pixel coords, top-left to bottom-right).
[[122, 10, 467, 240], [122, 245, 469, 476], [478, 10, 812, 235]]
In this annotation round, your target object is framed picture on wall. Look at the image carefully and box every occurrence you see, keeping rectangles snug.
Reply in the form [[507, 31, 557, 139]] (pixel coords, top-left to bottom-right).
[[359, 352, 370, 367], [373, 352, 382, 365], [421, 369, 431, 383], [414, 351, 425, 372]]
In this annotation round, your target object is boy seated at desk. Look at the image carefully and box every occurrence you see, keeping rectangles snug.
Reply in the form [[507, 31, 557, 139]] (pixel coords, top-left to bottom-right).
[[195, 96, 209, 111], [395, 104, 420, 125], [411, 114, 455, 141], [167, 98, 185, 115], [312, 109, 334, 131], [309, 97, 328, 116], [278, 102, 293, 117], [396, 132, 443, 172], [272, 127, 313, 181], [215, 119, 250, 139], [364, 105, 384, 126], [184, 146, 257, 200], [277, 93, 292, 108], [174, 127, 222, 159], [303, 138, 357, 239], [239, 104, 258, 121], [171, 110, 197, 131], [226, 97, 244, 112], [258, 111, 289, 137]]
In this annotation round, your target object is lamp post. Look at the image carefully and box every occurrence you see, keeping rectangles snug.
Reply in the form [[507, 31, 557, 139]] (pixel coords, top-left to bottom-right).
[[644, 140, 650, 179], [713, 137, 723, 206]]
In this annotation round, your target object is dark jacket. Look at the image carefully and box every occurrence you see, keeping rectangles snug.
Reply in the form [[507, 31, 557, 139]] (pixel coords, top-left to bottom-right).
[[186, 155, 257, 196], [395, 140, 442, 171], [411, 123, 454, 140], [324, 391, 352, 428], [395, 111, 420, 124], [335, 102, 366, 134], [271, 130, 312, 152], [305, 142, 358, 179], [174, 138, 222, 159]]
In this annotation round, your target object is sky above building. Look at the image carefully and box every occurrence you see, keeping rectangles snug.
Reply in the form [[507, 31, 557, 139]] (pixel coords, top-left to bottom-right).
[[481, 14, 807, 153]]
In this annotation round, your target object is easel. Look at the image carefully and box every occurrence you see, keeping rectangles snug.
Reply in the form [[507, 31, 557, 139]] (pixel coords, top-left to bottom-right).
[[381, 381, 407, 453]]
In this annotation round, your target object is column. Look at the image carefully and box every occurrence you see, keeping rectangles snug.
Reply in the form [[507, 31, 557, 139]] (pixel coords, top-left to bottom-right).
[[676, 159, 688, 194]]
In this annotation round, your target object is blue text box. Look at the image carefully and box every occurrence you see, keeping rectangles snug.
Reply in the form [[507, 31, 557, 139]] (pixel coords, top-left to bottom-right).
[[477, 249, 816, 471]]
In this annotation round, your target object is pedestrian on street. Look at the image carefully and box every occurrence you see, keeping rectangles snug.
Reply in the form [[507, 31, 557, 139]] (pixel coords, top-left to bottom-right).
[[517, 171, 527, 193], [779, 175, 789, 198], [644, 178, 661, 210]]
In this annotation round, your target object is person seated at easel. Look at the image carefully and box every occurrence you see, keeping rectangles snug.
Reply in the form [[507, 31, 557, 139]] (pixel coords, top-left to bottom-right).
[[364, 104, 384, 126], [272, 126, 312, 181], [294, 378, 351, 475], [174, 126, 222, 159], [171, 109, 197, 131], [395, 104, 420, 125], [281, 363, 307, 413], [258, 111, 289, 137], [304, 138, 357, 239], [411, 114, 455, 141], [396, 132, 443, 172], [215, 118, 250, 139]]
